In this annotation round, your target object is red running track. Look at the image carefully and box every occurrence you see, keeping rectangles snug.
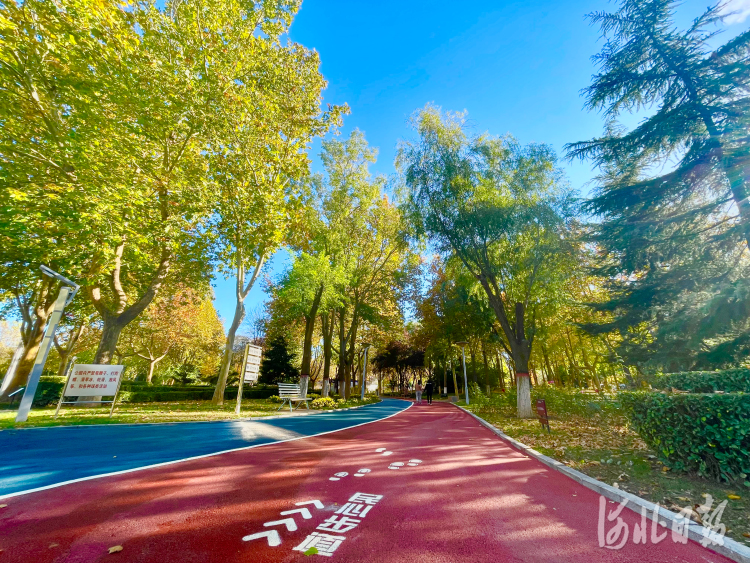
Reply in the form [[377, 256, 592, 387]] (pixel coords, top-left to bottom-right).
[[0, 402, 733, 562]]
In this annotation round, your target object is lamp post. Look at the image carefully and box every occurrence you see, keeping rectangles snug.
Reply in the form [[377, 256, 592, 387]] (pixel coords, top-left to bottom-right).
[[16, 266, 79, 423], [454, 341, 469, 405], [361, 344, 371, 400]]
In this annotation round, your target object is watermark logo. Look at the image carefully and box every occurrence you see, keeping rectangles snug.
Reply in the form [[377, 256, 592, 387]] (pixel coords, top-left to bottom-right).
[[598, 494, 727, 549]]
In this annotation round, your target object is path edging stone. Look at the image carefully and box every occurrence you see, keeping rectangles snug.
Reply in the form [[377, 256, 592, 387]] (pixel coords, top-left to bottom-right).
[[457, 405, 750, 563]]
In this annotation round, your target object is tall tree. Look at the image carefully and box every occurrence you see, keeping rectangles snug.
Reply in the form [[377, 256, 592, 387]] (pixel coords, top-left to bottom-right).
[[566, 0, 750, 372], [398, 105, 577, 417], [0, 0, 141, 395], [208, 1, 345, 405]]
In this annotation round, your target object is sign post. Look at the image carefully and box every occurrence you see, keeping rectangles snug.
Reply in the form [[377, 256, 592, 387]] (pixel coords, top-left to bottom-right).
[[236, 343, 262, 416], [54, 355, 77, 418], [536, 398, 551, 433], [55, 364, 126, 418]]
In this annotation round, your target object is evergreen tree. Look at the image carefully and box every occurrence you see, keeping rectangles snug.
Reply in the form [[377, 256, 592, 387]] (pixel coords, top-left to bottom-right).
[[567, 0, 750, 251], [259, 336, 300, 385], [567, 0, 750, 371]]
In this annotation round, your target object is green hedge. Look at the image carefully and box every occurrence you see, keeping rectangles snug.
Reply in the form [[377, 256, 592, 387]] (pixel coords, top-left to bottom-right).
[[23, 380, 278, 406], [654, 369, 750, 393], [621, 391, 750, 483]]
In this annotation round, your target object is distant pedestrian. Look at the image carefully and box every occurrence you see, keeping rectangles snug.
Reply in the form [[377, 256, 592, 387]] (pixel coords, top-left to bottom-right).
[[415, 380, 423, 404], [425, 380, 434, 404]]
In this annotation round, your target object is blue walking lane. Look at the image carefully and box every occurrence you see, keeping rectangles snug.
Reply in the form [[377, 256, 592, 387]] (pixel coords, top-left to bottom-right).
[[0, 399, 409, 498]]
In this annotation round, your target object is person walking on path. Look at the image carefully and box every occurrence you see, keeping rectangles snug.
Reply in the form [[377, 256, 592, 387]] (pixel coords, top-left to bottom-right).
[[425, 380, 434, 404], [415, 380, 423, 404]]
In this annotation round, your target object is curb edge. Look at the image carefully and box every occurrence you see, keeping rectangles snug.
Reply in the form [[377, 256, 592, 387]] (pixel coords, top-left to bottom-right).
[[457, 405, 750, 563]]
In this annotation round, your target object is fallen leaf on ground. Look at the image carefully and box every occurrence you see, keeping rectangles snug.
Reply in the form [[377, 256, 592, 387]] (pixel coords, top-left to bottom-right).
[[108, 546, 123, 554], [49, 543, 59, 548], [742, 532, 750, 538], [728, 494, 741, 500], [304, 547, 318, 556], [677, 496, 690, 502], [661, 466, 670, 472], [0, 504, 7, 508]]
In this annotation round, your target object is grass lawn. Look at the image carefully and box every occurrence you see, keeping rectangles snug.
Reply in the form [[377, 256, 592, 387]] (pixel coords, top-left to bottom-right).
[[0, 396, 379, 429], [464, 402, 750, 546]]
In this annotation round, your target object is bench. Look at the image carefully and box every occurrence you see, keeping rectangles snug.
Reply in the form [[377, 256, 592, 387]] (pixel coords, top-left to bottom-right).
[[277, 383, 311, 412]]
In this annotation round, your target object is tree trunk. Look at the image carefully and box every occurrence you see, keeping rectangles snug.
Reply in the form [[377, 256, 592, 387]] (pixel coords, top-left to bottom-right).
[[481, 342, 490, 388], [213, 299, 244, 405], [321, 313, 333, 397], [338, 307, 347, 399], [0, 277, 57, 399], [212, 254, 265, 405], [476, 275, 533, 417], [1, 336, 44, 398], [300, 284, 324, 398], [146, 358, 157, 384], [94, 315, 127, 364], [496, 351, 505, 390], [510, 303, 533, 417], [89, 242, 172, 367], [470, 346, 478, 384], [541, 343, 555, 384]]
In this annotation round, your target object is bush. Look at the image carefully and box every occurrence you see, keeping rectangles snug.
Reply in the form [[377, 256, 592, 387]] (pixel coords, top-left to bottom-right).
[[532, 386, 620, 417], [621, 391, 750, 483], [654, 369, 750, 393], [311, 397, 336, 409], [472, 384, 619, 418], [33, 378, 65, 407], [267, 395, 283, 403]]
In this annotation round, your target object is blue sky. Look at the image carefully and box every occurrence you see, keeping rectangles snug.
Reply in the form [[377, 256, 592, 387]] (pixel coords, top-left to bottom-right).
[[212, 0, 750, 330]]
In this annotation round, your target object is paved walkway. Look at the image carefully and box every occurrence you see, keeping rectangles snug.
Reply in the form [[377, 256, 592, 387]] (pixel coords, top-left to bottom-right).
[[0, 400, 409, 498], [0, 401, 733, 562]]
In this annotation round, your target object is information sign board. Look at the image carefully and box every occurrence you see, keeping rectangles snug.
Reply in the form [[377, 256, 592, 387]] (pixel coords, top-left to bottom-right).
[[65, 364, 124, 396], [244, 345, 263, 382]]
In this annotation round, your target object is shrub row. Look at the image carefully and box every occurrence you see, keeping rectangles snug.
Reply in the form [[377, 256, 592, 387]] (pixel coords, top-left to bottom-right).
[[621, 391, 750, 483], [654, 369, 750, 393], [470, 383, 620, 418], [27, 379, 277, 406]]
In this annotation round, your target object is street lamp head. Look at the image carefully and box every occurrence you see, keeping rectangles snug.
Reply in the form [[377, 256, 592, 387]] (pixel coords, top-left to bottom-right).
[[454, 341, 468, 347]]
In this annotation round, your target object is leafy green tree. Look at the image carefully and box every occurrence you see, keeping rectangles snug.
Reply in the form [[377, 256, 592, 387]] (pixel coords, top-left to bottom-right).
[[398, 105, 577, 417], [0, 0, 141, 396], [567, 0, 750, 372], [207, 1, 345, 405], [259, 335, 300, 385], [567, 0, 750, 250]]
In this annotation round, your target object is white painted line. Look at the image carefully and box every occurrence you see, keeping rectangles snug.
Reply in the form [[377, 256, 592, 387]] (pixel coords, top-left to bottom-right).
[[9, 402, 373, 431], [0, 400, 412, 501]]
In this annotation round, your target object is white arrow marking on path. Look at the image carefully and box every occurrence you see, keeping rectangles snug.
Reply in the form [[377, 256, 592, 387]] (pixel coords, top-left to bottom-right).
[[242, 530, 281, 546], [295, 500, 324, 509], [264, 518, 298, 532], [280, 508, 312, 519]]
